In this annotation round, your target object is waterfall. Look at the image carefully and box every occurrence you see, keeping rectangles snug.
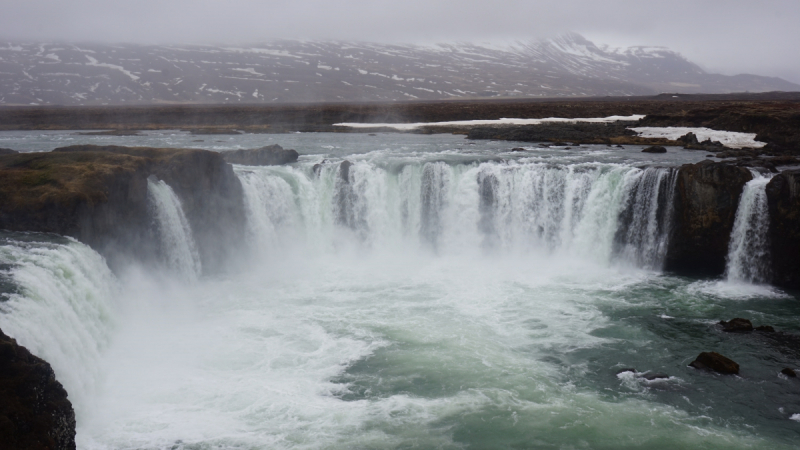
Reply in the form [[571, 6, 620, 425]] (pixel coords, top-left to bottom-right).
[[234, 160, 677, 268], [147, 177, 202, 280], [725, 171, 774, 283], [0, 232, 117, 418], [613, 167, 678, 269]]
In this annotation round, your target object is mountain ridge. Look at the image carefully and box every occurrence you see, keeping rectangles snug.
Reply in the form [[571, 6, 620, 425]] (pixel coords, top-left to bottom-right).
[[1, 34, 797, 106]]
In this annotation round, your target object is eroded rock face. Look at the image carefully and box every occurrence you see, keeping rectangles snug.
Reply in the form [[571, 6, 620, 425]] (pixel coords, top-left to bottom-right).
[[665, 161, 753, 276], [0, 145, 246, 275], [689, 352, 740, 375], [766, 169, 800, 288], [0, 328, 76, 450], [221, 144, 299, 166]]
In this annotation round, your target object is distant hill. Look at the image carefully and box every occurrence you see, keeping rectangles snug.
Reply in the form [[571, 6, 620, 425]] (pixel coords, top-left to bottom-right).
[[1, 33, 797, 106]]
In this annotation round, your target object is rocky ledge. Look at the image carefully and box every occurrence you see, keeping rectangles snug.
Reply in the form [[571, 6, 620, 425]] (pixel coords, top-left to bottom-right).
[[0, 145, 246, 274], [221, 144, 299, 166], [0, 328, 75, 450]]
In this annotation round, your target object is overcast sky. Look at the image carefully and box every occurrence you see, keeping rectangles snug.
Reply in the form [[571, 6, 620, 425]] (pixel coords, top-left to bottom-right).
[[2, 0, 799, 82]]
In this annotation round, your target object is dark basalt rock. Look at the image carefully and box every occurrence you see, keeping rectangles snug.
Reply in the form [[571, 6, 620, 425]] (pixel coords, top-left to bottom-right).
[[665, 161, 753, 276], [689, 352, 740, 375], [0, 148, 18, 155], [756, 325, 776, 333], [510, 147, 526, 152], [221, 144, 299, 166], [720, 318, 754, 332], [782, 368, 797, 378], [0, 328, 76, 450], [766, 169, 800, 288], [641, 372, 670, 381], [678, 132, 727, 151], [642, 146, 667, 153], [0, 145, 246, 275]]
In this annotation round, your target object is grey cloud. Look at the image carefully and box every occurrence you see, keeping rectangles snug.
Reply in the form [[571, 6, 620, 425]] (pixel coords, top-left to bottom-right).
[[1, 0, 798, 82]]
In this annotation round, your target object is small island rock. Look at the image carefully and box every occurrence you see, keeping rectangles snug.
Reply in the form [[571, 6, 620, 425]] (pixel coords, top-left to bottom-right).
[[689, 352, 740, 375]]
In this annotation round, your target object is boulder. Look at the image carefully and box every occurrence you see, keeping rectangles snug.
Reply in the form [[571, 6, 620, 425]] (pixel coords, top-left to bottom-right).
[[766, 169, 800, 288], [756, 325, 776, 332], [510, 147, 526, 152], [678, 132, 727, 151], [782, 368, 797, 378], [221, 144, 299, 166], [642, 146, 667, 153], [689, 352, 740, 375], [641, 372, 670, 381], [0, 328, 76, 450], [720, 318, 754, 332], [665, 161, 753, 276]]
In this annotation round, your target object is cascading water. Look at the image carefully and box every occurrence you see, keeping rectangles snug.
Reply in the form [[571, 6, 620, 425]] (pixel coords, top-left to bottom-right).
[[147, 177, 202, 280], [725, 170, 774, 283], [234, 160, 677, 268], [0, 233, 117, 418]]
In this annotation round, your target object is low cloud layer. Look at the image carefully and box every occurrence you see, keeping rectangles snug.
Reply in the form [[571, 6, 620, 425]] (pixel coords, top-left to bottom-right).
[[2, 0, 799, 82]]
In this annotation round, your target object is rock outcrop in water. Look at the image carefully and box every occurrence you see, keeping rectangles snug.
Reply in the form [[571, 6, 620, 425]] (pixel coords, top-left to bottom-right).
[[221, 144, 299, 166], [689, 352, 740, 375], [765, 169, 800, 288], [0, 328, 75, 450], [0, 145, 245, 274], [665, 160, 753, 276]]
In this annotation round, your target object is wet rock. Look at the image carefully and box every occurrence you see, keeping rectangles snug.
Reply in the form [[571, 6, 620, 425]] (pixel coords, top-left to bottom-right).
[[768, 155, 799, 166], [720, 318, 754, 333], [0, 328, 76, 450], [689, 351, 740, 375], [642, 146, 667, 153], [766, 169, 800, 288], [339, 160, 353, 182], [221, 144, 299, 166], [0, 145, 246, 275], [510, 147, 526, 152], [0, 148, 18, 155], [665, 161, 753, 276], [782, 368, 797, 378], [756, 325, 776, 333], [641, 372, 670, 381]]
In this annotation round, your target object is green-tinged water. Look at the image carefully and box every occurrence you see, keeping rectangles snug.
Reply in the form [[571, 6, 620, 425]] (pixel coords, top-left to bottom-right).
[[0, 131, 798, 449]]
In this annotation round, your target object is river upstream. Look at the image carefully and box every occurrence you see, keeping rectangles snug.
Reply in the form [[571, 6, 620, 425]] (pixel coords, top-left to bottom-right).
[[1, 131, 799, 449]]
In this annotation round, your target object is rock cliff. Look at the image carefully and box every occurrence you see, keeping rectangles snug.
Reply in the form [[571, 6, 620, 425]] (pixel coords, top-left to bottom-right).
[[766, 169, 800, 288], [0, 328, 75, 450], [0, 145, 246, 274], [665, 160, 753, 275]]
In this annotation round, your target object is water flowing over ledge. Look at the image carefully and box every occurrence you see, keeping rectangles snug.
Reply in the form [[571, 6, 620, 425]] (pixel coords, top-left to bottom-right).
[[236, 160, 677, 270]]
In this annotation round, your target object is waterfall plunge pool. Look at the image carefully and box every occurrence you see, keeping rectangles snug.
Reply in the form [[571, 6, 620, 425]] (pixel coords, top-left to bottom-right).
[[0, 131, 799, 449]]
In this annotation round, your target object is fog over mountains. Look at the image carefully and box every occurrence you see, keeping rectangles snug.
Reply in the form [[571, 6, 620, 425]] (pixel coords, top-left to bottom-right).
[[1, 33, 797, 106]]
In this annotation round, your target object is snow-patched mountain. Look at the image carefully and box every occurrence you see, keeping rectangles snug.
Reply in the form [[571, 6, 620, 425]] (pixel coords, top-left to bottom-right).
[[1, 34, 797, 105]]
